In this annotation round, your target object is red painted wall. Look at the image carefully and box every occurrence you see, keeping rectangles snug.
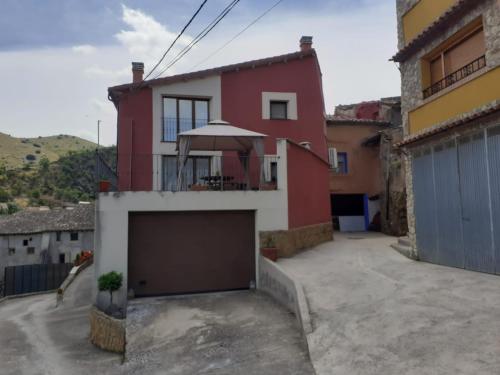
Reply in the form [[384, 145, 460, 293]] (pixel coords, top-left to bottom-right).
[[287, 141, 331, 229], [221, 55, 328, 159], [116, 88, 153, 191]]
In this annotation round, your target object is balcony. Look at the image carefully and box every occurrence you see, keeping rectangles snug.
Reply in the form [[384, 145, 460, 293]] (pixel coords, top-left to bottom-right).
[[162, 117, 208, 142], [113, 154, 279, 192], [423, 55, 486, 99]]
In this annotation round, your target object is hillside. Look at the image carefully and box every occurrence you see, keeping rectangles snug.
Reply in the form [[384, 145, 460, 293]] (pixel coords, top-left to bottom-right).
[[0, 132, 97, 169]]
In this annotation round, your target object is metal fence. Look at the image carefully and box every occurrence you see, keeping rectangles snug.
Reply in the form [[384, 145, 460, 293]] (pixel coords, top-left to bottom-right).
[[3, 263, 73, 296]]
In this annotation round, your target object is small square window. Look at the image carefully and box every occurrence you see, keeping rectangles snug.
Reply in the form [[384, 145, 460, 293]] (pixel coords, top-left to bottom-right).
[[27, 247, 35, 254], [70, 232, 79, 241], [23, 239, 28, 246], [270, 101, 288, 120], [8, 248, 15, 255], [56, 231, 61, 241]]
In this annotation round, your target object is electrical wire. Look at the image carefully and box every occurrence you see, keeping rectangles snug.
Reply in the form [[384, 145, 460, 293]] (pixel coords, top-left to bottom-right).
[[152, 0, 240, 80], [191, 0, 285, 70], [141, 0, 209, 83]]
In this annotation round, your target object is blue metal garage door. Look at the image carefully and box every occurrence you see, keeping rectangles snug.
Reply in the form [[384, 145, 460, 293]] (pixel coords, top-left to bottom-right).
[[412, 126, 500, 274]]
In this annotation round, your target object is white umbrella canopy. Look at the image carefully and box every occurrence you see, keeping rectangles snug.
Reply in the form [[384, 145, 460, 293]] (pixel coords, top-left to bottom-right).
[[176, 120, 267, 152]]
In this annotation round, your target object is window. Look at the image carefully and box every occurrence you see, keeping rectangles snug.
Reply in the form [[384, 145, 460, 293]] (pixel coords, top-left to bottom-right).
[[162, 97, 209, 142], [162, 156, 211, 191], [27, 247, 35, 254], [23, 239, 28, 246], [423, 22, 486, 98], [270, 101, 288, 120], [8, 248, 15, 255], [70, 232, 79, 241], [336, 152, 348, 174], [56, 231, 61, 241]]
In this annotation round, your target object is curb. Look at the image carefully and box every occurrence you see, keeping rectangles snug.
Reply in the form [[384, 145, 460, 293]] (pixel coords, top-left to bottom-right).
[[0, 289, 55, 305]]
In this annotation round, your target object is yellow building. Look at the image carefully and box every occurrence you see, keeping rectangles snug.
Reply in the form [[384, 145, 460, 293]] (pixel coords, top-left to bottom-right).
[[394, 0, 500, 273]]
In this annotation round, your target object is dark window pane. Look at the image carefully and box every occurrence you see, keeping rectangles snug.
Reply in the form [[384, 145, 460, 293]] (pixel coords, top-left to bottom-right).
[[270, 101, 287, 120], [70, 232, 79, 241], [195, 157, 210, 184], [163, 98, 177, 141], [337, 152, 348, 174], [195, 101, 209, 129], [162, 156, 177, 191], [179, 100, 193, 134]]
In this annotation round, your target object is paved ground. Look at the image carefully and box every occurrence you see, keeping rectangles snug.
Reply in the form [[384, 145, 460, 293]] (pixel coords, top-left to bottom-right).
[[125, 292, 313, 374], [0, 266, 312, 374], [279, 232, 500, 375]]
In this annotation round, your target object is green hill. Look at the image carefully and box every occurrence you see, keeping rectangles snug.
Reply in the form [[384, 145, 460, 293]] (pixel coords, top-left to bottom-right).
[[0, 132, 97, 169]]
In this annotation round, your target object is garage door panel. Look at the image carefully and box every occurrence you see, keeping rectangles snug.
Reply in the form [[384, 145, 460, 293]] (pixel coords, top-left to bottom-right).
[[128, 211, 255, 296], [487, 126, 500, 275]]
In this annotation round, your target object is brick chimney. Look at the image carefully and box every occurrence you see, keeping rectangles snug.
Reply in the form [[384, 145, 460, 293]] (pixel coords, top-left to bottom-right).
[[132, 62, 144, 83], [300, 36, 313, 52]]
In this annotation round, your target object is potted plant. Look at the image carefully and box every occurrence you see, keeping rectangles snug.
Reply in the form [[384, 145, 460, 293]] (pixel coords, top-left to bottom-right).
[[98, 271, 123, 316], [99, 179, 111, 192], [261, 236, 278, 262]]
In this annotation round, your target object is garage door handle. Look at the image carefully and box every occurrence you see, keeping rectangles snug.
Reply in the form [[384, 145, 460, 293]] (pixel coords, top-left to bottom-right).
[[139, 280, 147, 286]]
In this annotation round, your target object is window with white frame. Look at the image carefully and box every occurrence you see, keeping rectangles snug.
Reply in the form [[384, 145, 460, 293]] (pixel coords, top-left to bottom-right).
[[262, 92, 297, 120]]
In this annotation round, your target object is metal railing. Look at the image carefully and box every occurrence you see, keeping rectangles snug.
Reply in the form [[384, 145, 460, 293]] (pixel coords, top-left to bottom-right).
[[113, 154, 279, 192], [162, 117, 208, 142], [423, 55, 486, 99]]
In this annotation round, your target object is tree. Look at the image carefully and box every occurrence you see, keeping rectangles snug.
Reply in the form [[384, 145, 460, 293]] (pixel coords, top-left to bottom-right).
[[98, 271, 123, 306]]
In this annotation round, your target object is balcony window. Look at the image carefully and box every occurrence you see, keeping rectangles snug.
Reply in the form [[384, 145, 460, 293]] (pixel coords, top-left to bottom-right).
[[423, 24, 486, 98], [162, 97, 209, 142], [162, 155, 211, 191]]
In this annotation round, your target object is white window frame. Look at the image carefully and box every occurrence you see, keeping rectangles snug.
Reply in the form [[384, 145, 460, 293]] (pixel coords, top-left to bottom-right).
[[262, 92, 298, 120]]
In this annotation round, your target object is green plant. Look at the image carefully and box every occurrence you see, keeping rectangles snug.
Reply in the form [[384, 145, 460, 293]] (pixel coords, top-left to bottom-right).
[[98, 271, 123, 306]]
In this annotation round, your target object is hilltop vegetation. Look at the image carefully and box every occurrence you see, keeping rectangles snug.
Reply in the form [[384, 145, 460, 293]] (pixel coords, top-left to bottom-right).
[[0, 132, 96, 169], [0, 147, 116, 212]]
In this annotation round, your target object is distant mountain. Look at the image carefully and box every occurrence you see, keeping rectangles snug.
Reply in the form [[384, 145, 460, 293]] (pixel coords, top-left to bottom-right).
[[0, 132, 97, 169]]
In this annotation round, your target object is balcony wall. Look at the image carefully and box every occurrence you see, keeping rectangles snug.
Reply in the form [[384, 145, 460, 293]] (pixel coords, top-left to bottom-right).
[[408, 66, 500, 134]]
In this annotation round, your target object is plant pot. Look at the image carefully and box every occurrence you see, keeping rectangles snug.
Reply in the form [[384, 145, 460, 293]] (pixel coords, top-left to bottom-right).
[[99, 180, 111, 192], [261, 247, 278, 262]]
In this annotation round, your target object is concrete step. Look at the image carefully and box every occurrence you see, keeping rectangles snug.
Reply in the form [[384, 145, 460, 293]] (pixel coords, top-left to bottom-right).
[[391, 243, 418, 261], [398, 236, 411, 247]]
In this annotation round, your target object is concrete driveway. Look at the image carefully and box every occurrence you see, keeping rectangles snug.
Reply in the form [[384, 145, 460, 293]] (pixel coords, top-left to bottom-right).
[[125, 291, 314, 374], [279, 232, 500, 375], [0, 266, 313, 374]]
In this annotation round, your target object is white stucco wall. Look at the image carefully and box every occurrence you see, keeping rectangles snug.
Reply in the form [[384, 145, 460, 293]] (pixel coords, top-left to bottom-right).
[[95, 139, 289, 311], [151, 74, 222, 189]]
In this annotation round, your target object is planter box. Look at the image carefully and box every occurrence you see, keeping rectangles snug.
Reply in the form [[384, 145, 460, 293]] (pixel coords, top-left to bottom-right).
[[99, 180, 111, 192], [261, 247, 278, 262]]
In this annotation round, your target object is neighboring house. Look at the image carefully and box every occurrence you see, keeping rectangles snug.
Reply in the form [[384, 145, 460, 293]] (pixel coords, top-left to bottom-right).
[[326, 98, 407, 235], [0, 204, 94, 281], [394, 0, 500, 273], [96, 36, 332, 313]]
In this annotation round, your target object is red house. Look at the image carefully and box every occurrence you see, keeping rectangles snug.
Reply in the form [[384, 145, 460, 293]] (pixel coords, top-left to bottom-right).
[[95, 37, 333, 312]]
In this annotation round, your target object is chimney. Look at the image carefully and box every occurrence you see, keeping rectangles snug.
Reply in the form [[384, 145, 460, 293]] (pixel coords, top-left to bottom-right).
[[132, 62, 144, 83], [300, 36, 313, 52]]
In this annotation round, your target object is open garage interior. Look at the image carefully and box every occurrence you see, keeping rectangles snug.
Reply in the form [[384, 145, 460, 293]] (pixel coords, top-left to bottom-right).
[[128, 211, 256, 297]]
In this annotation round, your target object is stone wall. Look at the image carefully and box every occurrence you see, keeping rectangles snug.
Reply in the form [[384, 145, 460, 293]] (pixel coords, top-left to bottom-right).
[[89, 306, 126, 353], [259, 222, 333, 258]]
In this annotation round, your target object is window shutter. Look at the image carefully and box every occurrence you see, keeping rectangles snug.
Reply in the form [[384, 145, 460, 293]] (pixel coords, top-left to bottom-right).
[[328, 148, 338, 169]]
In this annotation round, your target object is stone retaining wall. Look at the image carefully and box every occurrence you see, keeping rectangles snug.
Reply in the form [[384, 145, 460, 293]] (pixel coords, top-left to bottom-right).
[[259, 222, 333, 258], [89, 306, 126, 353]]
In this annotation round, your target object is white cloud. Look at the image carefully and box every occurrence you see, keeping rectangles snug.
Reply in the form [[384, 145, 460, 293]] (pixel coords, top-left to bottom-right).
[[72, 44, 97, 55], [115, 5, 191, 64]]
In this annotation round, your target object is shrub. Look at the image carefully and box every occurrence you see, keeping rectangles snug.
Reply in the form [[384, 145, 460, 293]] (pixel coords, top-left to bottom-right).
[[98, 271, 123, 306], [0, 189, 10, 203], [26, 154, 36, 161]]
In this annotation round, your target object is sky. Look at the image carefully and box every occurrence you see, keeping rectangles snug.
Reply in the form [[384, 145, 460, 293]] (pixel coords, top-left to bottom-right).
[[0, 0, 400, 146]]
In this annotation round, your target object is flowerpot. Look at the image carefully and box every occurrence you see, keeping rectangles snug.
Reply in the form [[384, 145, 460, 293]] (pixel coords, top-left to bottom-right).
[[99, 180, 111, 192], [261, 247, 278, 262]]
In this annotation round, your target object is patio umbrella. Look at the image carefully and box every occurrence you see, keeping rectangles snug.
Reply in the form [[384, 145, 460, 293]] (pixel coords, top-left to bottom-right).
[[176, 120, 267, 190]]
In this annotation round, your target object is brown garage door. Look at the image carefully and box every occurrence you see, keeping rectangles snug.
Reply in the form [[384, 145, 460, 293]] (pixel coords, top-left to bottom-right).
[[128, 211, 255, 297]]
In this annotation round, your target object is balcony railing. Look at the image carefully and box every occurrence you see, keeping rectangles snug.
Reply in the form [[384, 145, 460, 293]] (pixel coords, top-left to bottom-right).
[[112, 154, 279, 192], [162, 117, 208, 142], [423, 55, 486, 99]]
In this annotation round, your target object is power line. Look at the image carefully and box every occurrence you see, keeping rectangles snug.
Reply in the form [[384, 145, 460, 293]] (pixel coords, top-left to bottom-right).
[[141, 0, 208, 83], [192, 0, 285, 70], [152, 0, 240, 80]]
